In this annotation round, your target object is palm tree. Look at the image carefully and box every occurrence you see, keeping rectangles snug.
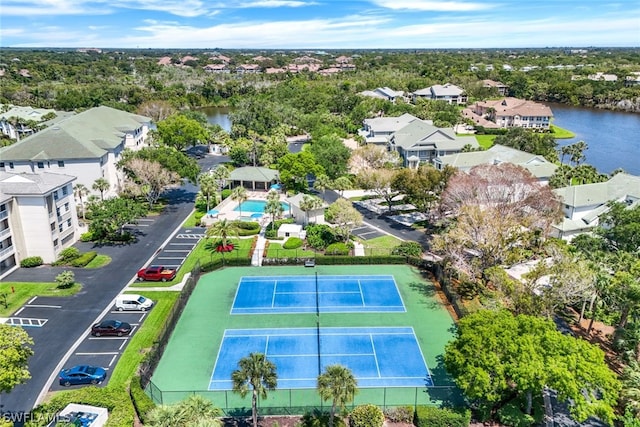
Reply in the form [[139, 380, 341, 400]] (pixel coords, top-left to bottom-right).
[[92, 177, 110, 201], [231, 353, 277, 427], [231, 186, 248, 217], [210, 164, 230, 196], [264, 190, 284, 230], [300, 194, 323, 225], [317, 364, 358, 427], [198, 172, 217, 212], [147, 395, 222, 427], [73, 183, 89, 220], [206, 218, 238, 252], [313, 174, 332, 201]]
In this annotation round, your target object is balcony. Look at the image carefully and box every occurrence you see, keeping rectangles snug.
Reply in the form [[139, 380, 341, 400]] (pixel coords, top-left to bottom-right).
[[0, 245, 15, 260], [0, 210, 7, 220], [0, 227, 10, 239]]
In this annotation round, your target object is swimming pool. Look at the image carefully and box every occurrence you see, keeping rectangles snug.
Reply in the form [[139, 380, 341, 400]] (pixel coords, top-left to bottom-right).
[[234, 199, 289, 213]]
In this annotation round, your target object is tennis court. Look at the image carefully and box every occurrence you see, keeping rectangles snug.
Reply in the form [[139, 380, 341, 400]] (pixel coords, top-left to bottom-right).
[[231, 274, 405, 314], [209, 327, 431, 390], [150, 265, 459, 408]]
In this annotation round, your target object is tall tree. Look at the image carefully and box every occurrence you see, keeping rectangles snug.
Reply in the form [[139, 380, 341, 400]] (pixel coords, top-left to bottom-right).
[[317, 364, 358, 427], [356, 168, 399, 212], [92, 177, 110, 201], [231, 353, 278, 427], [444, 310, 620, 424], [313, 174, 332, 201], [209, 164, 230, 195], [325, 199, 363, 243], [137, 100, 176, 122], [156, 114, 209, 151], [299, 194, 323, 225], [392, 164, 454, 215], [73, 183, 89, 220], [87, 197, 148, 240], [278, 151, 325, 192], [206, 218, 239, 252], [264, 190, 284, 229], [118, 146, 200, 184], [198, 172, 218, 212], [308, 134, 351, 179], [0, 324, 34, 394], [121, 158, 181, 207], [231, 186, 248, 218]]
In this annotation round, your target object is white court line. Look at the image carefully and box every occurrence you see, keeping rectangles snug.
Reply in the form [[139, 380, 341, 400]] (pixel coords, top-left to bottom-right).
[[358, 280, 365, 306], [271, 282, 277, 308], [108, 355, 118, 367], [370, 334, 382, 378]]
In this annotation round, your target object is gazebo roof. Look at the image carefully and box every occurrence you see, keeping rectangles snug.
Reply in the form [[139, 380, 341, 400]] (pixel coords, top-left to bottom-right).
[[229, 166, 279, 182]]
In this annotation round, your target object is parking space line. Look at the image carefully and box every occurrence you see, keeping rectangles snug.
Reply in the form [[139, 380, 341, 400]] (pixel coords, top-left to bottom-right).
[[157, 257, 185, 260], [119, 340, 128, 351], [14, 307, 24, 315], [28, 297, 37, 304], [27, 304, 62, 309], [108, 355, 118, 367], [163, 250, 191, 253], [75, 352, 120, 356]]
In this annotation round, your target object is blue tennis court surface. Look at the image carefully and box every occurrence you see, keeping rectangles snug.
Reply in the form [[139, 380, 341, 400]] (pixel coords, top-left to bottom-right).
[[231, 275, 405, 314], [209, 327, 431, 390]]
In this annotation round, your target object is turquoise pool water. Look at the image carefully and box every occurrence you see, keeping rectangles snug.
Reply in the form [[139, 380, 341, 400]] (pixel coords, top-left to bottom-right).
[[234, 199, 289, 213]]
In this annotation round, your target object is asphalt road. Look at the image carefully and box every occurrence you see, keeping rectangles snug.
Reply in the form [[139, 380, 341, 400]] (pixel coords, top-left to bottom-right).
[[1, 182, 197, 414]]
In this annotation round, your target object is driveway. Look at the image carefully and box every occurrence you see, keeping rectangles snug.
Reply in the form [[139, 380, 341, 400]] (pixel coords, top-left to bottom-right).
[[1, 186, 196, 414]]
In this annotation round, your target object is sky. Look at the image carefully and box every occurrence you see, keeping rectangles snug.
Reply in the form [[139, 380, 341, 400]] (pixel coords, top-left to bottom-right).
[[1, 0, 639, 49]]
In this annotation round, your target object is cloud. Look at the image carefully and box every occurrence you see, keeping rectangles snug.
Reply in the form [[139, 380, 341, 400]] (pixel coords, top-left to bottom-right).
[[109, 0, 213, 17], [371, 0, 495, 12], [1, 0, 110, 15], [235, 0, 316, 7]]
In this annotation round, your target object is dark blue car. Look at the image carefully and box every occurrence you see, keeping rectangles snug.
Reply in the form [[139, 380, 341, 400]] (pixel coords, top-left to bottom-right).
[[59, 365, 107, 386]]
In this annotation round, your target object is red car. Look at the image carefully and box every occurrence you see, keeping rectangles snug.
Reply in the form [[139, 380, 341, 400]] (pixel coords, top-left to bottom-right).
[[136, 265, 177, 282], [91, 320, 132, 337]]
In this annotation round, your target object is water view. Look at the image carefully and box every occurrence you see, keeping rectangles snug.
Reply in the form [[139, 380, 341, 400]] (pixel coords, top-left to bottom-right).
[[550, 103, 640, 175], [200, 106, 233, 132]]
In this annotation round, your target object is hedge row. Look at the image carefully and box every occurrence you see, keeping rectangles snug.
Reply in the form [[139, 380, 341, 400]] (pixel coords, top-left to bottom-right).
[[315, 255, 406, 265], [130, 376, 155, 425], [20, 256, 43, 268], [414, 406, 471, 427], [70, 251, 97, 267]]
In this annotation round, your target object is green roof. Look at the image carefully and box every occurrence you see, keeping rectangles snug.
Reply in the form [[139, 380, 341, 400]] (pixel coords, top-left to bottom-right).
[[229, 166, 279, 182], [0, 106, 150, 161], [554, 173, 640, 208], [392, 120, 474, 151]]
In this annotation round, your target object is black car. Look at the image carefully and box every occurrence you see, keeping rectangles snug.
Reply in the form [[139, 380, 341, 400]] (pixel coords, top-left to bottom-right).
[[90, 319, 132, 337]]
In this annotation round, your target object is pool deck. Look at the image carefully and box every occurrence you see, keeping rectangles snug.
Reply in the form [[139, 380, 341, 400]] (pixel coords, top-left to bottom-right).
[[201, 190, 289, 226]]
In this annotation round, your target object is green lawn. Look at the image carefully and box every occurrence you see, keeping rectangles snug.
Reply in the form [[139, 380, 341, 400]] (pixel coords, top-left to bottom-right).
[[475, 134, 496, 149], [0, 282, 82, 316], [550, 124, 576, 139], [359, 235, 402, 250], [84, 254, 111, 268], [266, 242, 315, 258]]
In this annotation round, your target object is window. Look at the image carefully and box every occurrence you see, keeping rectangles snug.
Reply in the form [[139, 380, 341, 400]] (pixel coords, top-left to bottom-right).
[[53, 239, 59, 247], [56, 207, 60, 217], [9, 162, 14, 169], [37, 162, 44, 169], [61, 186, 68, 196], [67, 219, 72, 227], [51, 223, 55, 231], [64, 203, 69, 212], [59, 224, 63, 232], [58, 160, 64, 167], [0, 162, 4, 169]]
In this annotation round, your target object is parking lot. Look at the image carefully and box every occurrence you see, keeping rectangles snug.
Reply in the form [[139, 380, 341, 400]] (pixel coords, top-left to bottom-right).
[[50, 308, 150, 391], [142, 227, 205, 271]]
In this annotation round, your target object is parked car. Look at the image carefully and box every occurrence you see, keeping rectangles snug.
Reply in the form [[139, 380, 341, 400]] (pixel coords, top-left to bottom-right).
[[115, 294, 154, 311], [91, 319, 132, 337], [136, 265, 177, 282], [59, 365, 107, 386]]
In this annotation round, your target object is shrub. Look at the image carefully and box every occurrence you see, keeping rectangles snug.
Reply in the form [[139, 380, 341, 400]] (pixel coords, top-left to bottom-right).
[[194, 211, 205, 221], [497, 402, 534, 427], [234, 221, 260, 230], [20, 256, 43, 268], [349, 404, 384, 427], [80, 231, 94, 242], [59, 247, 81, 261], [384, 406, 413, 423], [221, 189, 231, 200], [305, 223, 336, 250], [325, 242, 350, 256], [283, 237, 303, 249], [265, 218, 295, 238], [414, 406, 471, 427], [391, 241, 423, 257], [55, 271, 75, 289], [71, 251, 97, 267], [302, 410, 346, 427]]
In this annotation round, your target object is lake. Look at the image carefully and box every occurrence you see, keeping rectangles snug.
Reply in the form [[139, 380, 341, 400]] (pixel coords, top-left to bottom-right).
[[549, 103, 640, 175], [199, 106, 232, 132]]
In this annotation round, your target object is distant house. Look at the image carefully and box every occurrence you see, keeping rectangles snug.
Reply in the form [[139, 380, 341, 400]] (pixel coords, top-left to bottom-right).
[[265, 67, 287, 74], [318, 67, 341, 76], [359, 87, 405, 102], [157, 56, 172, 66], [236, 64, 261, 74], [625, 72, 640, 87], [465, 97, 553, 131], [552, 173, 640, 241], [360, 113, 426, 145], [482, 79, 509, 96], [0, 171, 79, 278], [389, 121, 478, 168], [180, 55, 198, 64], [210, 54, 231, 64], [588, 72, 618, 82], [203, 64, 230, 73], [434, 144, 558, 184], [18, 69, 31, 78], [294, 56, 322, 64], [412, 83, 467, 105], [0, 106, 151, 199]]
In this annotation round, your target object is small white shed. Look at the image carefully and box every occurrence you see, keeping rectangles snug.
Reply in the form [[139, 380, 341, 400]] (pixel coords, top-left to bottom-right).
[[277, 223, 303, 239]]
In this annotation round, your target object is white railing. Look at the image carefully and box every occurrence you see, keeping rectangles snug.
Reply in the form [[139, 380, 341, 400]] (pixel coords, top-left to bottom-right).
[[0, 245, 15, 259], [0, 227, 10, 239]]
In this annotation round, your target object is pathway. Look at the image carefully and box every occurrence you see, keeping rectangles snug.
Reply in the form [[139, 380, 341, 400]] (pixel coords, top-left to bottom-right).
[[251, 228, 268, 267]]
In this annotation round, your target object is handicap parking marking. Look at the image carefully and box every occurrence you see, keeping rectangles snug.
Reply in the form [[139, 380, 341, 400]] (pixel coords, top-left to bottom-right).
[[175, 233, 205, 239], [6, 317, 48, 327]]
